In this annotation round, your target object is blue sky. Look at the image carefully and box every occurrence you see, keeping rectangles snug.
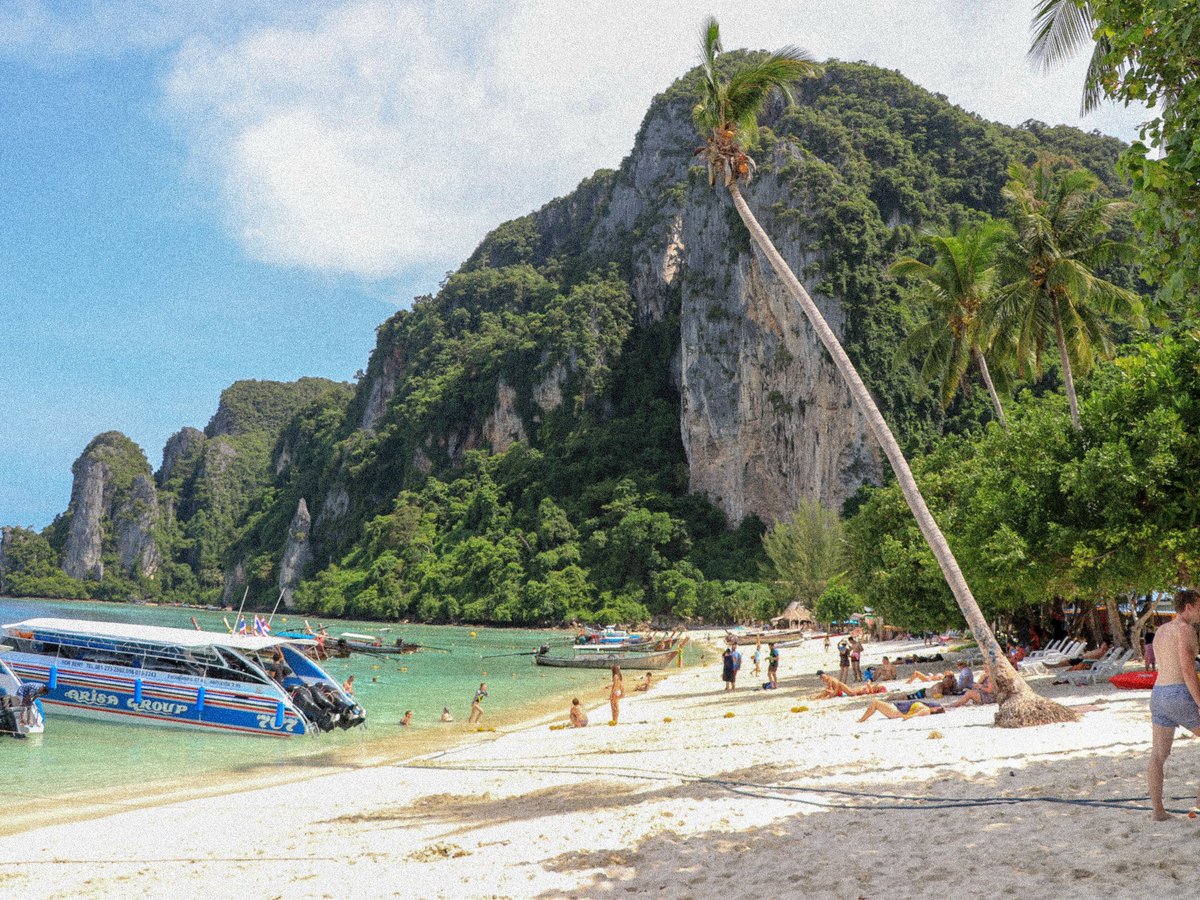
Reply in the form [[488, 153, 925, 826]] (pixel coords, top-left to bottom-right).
[[0, 2, 1152, 530]]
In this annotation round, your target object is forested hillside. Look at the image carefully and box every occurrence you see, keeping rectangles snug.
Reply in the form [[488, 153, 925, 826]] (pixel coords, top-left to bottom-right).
[[1, 60, 1140, 625]]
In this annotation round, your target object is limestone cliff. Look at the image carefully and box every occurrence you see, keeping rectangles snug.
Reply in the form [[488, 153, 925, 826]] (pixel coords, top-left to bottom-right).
[[278, 498, 313, 610], [62, 432, 159, 581]]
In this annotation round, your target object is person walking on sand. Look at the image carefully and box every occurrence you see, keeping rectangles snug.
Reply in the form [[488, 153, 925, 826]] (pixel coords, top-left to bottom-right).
[[608, 665, 624, 724], [469, 682, 488, 724], [722, 641, 742, 691], [767, 643, 780, 689], [850, 638, 863, 682], [1148, 588, 1200, 820], [752, 638, 762, 677], [837, 640, 851, 683]]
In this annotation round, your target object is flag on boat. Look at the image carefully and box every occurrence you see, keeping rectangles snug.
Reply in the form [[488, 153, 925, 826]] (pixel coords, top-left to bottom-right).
[[236, 616, 247, 634], [254, 615, 270, 636]]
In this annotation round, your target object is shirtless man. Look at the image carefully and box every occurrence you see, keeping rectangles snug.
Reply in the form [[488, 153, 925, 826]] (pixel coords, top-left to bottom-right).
[[1148, 588, 1200, 821]]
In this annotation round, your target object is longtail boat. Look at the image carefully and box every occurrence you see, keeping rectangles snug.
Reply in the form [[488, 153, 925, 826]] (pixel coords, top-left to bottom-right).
[[534, 643, 684, 670]]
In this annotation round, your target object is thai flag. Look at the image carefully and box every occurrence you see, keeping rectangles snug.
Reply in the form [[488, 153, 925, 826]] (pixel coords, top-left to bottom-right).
[[236, 616, 247, 634], [254, 615, 270, 636]]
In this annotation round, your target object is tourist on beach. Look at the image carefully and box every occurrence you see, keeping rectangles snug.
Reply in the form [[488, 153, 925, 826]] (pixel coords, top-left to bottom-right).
[[722, 641, 742, 691], [767, 643, 779, 689], [440, 706, 454, 722], [837, 641, 850, 682], [956, 662, 974, 691], [634, 673, 653, 692], [16, 683, 48, 726], [858, 698, 945, 721], [341, 674, 355, 695], [400, 710, 413, 726], [752, 639, 762, 677], [850, 638, 864, 682], [570, 698, 588, 728], [813, 672, 886, 699], [875, 657, 898, 681], [469, 683, 488, 724], [1148, 588, 1200, 821], [0, 689, 22, 739], [823, 634, 831, 653], [609, 665, 624, 724], [946, 669, 996, 708], [1144, 629, 1157, 671]]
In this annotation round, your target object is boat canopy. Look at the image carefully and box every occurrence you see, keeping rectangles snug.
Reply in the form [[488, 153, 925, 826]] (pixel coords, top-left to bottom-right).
[[3, 618, 314, 651]]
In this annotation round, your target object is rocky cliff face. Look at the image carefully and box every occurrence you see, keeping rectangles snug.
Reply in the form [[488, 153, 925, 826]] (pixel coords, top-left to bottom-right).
[[278, 498, 313, 610], [62, 432, 160, 581], [527, 90, 881, 522]]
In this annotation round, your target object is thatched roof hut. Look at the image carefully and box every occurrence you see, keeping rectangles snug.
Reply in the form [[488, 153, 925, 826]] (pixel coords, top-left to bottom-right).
[[771, 601, 815, 628]]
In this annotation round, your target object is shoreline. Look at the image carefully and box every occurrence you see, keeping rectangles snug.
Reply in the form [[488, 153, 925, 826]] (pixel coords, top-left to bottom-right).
[[0, 639, 701, 839], [4, 634, 1181, 899]]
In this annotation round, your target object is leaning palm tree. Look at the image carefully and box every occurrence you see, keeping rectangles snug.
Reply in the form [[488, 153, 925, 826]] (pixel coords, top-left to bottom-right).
[[693, 18, 1075, 726], [890, 222, 1012, 427], [993, 158, 1144, 432]]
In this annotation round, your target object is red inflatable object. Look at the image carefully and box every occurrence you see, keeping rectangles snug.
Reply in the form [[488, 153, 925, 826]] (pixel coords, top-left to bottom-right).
[[1109, 671, 1157, 690]]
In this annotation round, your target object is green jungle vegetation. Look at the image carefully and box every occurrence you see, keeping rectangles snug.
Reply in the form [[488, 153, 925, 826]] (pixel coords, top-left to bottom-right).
[[5, 35, 1196, 634]]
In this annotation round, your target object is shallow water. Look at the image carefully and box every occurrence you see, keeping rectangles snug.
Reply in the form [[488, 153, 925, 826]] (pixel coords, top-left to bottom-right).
[[0, 597, 640, 834]]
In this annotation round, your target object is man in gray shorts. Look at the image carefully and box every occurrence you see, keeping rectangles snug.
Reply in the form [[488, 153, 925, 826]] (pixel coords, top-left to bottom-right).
[[1148, 588, 1200, 820]]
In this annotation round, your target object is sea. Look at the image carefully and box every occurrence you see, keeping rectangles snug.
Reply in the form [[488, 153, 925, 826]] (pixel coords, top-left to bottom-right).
[[0, 596, 671, 835]]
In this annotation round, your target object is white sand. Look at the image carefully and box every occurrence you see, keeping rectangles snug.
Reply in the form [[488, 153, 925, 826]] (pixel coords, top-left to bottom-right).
[[1, 635, 1191, 899]]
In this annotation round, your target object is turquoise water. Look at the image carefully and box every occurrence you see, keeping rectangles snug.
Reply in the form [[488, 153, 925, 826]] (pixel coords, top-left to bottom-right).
[[1, 597, 644, 833]]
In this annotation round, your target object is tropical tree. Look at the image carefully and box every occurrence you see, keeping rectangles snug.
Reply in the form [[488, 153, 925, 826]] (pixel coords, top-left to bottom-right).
[[693, 17, 1075, 725], [1028, 1, 1111, 115], [890, 222, 1012, 427], [1029, 1, 1200, 305], [993, 158, 1144, 432], [762, 499, 846, 610]]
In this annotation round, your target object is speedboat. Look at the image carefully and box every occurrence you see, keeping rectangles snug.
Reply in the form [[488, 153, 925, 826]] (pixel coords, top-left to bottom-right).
[[1, 618, 364, 738], [0, 652, 45, 737]]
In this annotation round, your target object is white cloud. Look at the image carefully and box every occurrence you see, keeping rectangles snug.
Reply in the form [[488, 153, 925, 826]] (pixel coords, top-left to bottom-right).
[[158, 0, 1155, 280]]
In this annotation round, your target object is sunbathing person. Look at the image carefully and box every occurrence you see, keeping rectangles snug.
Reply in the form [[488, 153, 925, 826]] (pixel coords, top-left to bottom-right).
[[858, 698, 945, 722], [874, 657, 898, 681], [813, 673, 886, 699], [905, 670, 952, 684], [1045, 642, 1110, 670], [946, 671, 996, 708]]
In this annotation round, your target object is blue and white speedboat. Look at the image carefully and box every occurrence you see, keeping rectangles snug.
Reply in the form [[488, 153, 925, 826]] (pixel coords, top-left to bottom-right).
[[0, 652, 45, 737], [1, 618, 364, 738]]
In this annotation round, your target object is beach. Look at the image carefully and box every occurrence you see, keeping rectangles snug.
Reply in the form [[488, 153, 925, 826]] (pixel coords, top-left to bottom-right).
[[2, 635, 1186, 899]]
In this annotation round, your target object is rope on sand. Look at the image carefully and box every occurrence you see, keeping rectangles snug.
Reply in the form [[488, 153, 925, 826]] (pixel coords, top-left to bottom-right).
[[402, 760, 1195, 815]]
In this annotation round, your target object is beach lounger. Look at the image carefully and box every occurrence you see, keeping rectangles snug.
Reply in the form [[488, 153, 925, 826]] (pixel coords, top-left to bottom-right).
[[1020, 638, 1067, 663], [1064, 648, 1134, 686], [1018, 640, 1085, 676]]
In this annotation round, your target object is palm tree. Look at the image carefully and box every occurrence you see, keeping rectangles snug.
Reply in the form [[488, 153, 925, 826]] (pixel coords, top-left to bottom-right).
[[890, 222, 1012, 427], [994, 158, 1143, 432], [1028, 0, 1112, 115], [693, 17, 1075, 726]]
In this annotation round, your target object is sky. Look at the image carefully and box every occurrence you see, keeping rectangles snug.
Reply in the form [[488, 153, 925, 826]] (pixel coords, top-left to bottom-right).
[[0, 1, 1154, 531]]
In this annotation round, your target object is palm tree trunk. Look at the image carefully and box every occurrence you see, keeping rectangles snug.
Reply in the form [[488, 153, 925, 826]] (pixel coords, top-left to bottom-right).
[[1054, 316, 1082, 432], [726, 181, 1075, 726], [972, 347, 1007, 428]]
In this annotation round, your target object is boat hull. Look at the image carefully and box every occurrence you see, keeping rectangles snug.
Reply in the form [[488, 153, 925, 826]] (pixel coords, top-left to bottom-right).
[[535, 648, 681, 670], [3, 654, 309, 737]]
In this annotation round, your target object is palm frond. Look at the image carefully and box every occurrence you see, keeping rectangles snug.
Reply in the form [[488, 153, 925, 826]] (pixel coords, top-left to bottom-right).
[[1028, 0, 1095, 73]]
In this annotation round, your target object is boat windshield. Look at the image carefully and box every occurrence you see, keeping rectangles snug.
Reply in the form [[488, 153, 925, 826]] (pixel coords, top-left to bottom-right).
[[1, 629, 275, 686]]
